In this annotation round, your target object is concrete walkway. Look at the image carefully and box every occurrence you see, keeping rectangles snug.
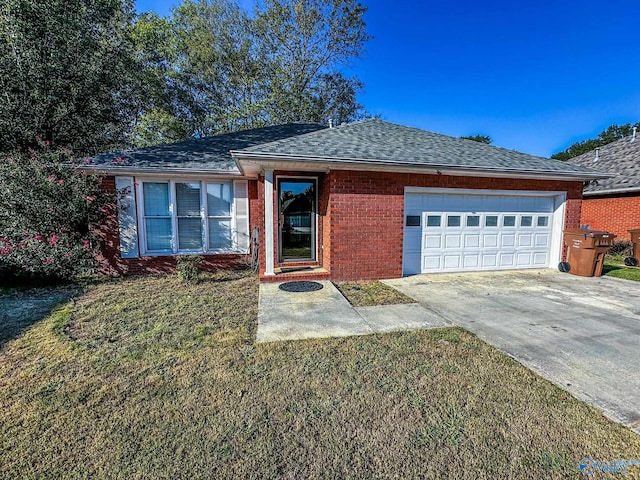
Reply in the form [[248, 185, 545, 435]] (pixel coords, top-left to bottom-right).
[[256, 281, 448, 343]]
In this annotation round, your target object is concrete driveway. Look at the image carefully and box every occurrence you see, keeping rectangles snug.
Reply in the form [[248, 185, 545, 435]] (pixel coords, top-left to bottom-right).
[[384, 269, 640, 432]]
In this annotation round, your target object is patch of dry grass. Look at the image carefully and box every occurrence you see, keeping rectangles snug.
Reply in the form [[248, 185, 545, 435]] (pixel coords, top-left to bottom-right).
[[335, 280, 416, 307], [1, 271, 639, 479]]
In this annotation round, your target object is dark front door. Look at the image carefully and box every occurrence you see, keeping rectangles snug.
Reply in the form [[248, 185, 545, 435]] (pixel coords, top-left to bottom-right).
[[279, 179, 316, 261]]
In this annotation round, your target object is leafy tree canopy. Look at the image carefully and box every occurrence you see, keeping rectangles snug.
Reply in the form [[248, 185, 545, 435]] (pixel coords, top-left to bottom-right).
[[132, 0, 372, 145], [551, 122, 640, 161], [461, 134, 492, 144], [0, 0, 141, 156]]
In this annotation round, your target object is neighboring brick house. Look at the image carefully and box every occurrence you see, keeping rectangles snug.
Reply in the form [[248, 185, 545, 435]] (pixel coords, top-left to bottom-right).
[[84, 119, 605, 281], [568, 132, 640, 240]]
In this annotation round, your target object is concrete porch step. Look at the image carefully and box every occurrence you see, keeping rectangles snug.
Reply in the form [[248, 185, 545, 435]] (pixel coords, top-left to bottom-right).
[[261, 267, 330, 283]]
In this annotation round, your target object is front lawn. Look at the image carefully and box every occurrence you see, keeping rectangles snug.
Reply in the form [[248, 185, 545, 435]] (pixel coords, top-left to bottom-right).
[[335, 280, 415, 307], [1, 271, 639, 479], [604, 258, 640, 281]]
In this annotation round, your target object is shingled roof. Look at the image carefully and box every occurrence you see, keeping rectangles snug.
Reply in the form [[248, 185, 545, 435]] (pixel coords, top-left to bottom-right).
[[87, 123, 326, 173], [567, 135, 640, 195], [87, 118, 607, 181], [234, 119, 606, 179]]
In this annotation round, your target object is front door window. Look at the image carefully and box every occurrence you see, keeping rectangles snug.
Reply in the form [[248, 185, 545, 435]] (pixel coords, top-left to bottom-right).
[[279, 179, 316, 261]]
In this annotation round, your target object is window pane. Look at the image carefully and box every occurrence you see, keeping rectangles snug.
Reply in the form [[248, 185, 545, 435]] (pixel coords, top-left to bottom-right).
[[426, 215, 441, 227], [503, 215, 516, 227], [178, 218, 202, 250], [209, 219, 232, 250], [447, 215, 461, 227], [143, 183, 170, 216], [467, 215, 480, 227], [176, 183, 201, 217], [521, 216, 533, 227], [485, 215, 498, 227], [207, 183, 232, 216], [537, 216, 549, 227], [145, 218, 172, 250], [406, 215, 420, 227]]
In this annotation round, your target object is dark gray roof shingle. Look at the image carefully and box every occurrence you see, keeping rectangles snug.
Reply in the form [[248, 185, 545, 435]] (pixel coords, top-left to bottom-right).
[[89, 123, 326, 172], [567, 135, 640, 194], [237, 119, 605, 177]]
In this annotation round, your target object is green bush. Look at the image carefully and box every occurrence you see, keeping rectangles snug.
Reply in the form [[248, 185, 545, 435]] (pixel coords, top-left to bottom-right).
[[176, 255, 204, 283], [0, 146, 113, 281], [608, 240, 633, 257]]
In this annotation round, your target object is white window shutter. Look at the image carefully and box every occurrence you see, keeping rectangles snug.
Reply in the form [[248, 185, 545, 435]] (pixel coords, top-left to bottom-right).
[[115, 176, 140, 258], [233, 180, 249, 253]]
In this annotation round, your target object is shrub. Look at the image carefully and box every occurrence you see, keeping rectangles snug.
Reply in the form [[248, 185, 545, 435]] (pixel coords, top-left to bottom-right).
[[608, 240, 633, 257], [0, 146, 113, 282], [176, 255, 204, 283]]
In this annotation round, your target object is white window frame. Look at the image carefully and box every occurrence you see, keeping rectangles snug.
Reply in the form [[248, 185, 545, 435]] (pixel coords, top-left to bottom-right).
[[135, 178, 241, 256]]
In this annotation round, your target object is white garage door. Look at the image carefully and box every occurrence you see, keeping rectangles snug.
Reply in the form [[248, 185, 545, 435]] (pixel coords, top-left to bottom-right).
[[403, 189, 563, 275]]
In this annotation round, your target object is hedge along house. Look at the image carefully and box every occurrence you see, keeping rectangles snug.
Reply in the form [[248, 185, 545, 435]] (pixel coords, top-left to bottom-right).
[[86, 119, 606, 281], [567, 130, 640, 240]]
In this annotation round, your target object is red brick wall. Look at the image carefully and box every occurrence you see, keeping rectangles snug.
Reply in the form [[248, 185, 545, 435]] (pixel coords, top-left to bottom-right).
[[319, 173, 331, 271], [581, 194, 640, 240], [97, 175, 255, 275], [100, 172, 584, 280], [326, 171, 583, 280]]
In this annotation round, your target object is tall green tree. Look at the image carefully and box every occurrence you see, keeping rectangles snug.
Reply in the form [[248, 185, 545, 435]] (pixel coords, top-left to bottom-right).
[[255, 0, 371, 125], [552, 122, 640, 161], [0, 0, 140, 155], [133, 0, 371, 145]]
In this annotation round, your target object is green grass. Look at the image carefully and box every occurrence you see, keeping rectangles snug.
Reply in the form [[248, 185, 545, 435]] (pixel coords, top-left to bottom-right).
[[603, 258, 640, 281], [335, 280, 416, 307], [1, 271, 640, 479]]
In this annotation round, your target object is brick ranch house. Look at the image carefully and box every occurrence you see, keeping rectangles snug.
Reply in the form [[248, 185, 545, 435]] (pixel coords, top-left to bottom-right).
[[85, 119, 606, 281], [568, 131, 640, 240]]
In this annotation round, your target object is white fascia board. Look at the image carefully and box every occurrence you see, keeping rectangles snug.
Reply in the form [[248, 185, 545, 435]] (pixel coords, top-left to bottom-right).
[[232, 154, 609, 182], [79, 165, 253, 179]]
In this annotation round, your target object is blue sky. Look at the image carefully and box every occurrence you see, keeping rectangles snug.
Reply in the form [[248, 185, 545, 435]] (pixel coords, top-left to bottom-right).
[[135, 0, 640, 157]]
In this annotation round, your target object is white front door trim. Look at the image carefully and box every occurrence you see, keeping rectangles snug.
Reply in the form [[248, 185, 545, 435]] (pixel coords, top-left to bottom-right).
[[264, 170, 275, 276]]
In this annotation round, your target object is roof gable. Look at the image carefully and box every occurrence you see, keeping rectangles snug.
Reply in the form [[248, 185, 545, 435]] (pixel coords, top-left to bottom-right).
[[567, 135, 640, 195]]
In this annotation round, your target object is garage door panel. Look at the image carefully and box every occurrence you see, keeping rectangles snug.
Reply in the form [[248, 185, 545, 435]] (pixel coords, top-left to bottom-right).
[[423, 256, 441, 270], [499, 253, 515, 267], [443, 255, 460, 269], [424, 234, 441, 249], [403, 191, 559, 274], [518, 234, 533, 247], [482, 254, 498, 267], [483, 234, 499, 248], [534, 233, 550, 247], [464, 234, 480, 248], [445, 234, 461, 248], [516, 252, 532, 266], [500, 233, 516, 247], [533, 252, 548, 265], [463, 254, 479, 268]]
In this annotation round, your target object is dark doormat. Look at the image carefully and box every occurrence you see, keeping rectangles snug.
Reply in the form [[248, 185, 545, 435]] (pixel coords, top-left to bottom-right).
[[279, 281, 324, 293]]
